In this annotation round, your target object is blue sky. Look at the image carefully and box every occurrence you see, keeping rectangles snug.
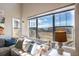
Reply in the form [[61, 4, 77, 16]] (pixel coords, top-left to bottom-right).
[[30, 10, 74, 28], [38, 15, 53, 28]]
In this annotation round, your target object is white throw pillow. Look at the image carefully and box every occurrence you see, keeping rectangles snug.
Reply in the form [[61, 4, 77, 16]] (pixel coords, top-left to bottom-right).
[[22, 37, 31, 51], [31, 43, 38, 55]]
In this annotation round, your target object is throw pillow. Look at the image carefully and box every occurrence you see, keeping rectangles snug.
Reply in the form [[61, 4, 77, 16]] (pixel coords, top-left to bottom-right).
[[22, 37, 32, 52], [27, 43, 33, 54], [22, 42, 31, 52], [15, 38, 24, 50], [31, 43, 39, 55], [27, 42, 34, 54]]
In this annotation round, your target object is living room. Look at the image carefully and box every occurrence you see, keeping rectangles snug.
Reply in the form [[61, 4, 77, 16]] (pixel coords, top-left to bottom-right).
[[0, 3, 79, 56]]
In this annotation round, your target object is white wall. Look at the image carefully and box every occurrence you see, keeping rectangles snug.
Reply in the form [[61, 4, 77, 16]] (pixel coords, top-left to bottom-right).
[[0, 3, 21, 39]]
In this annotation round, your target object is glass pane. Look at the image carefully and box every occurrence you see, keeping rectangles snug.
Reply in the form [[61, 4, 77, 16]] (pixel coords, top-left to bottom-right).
[[38, 15, 53, 41], [55, 10, 75, 47], [66, 10, 75, 26], [29, 19, 36, 39], [55, 12, 66, 26], [55, 14, 60, 26], [64, 10, 75, 47], [60, 12, 66, 26], [55, 12, 66, 31]]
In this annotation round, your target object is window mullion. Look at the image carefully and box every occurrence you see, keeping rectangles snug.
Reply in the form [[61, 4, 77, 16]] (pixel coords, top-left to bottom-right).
[[53, 14, 55, 41], [36, 18, 38, 39]]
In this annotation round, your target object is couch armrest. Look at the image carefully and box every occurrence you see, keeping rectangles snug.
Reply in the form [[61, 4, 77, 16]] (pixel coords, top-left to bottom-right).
[[10, 46, 20, 56], [0, 47, 10, 56]]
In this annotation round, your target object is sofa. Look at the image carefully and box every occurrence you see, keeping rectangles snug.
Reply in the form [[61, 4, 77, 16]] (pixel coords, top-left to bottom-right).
[[0, 37, 33, 56], [0, 37, 56, 56]]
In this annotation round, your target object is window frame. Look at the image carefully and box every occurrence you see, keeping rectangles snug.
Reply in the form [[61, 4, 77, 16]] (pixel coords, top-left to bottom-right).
[[28, 5, 75, 47]]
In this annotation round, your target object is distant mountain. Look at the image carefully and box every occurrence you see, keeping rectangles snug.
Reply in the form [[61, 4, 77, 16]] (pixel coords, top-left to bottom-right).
[[29, 26, 72, 34]]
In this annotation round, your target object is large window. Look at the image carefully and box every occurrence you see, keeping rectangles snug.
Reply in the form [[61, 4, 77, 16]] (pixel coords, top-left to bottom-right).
[[29, 9, 75, 47]]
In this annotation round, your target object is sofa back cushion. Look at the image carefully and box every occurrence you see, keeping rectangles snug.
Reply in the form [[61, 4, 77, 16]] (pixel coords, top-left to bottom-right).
[[0, 39, 5, 47]]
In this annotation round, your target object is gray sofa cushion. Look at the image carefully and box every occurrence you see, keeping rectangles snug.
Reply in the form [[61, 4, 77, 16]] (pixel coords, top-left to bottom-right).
[[0, 39, 5, 47], [0, 47, 10, 56]]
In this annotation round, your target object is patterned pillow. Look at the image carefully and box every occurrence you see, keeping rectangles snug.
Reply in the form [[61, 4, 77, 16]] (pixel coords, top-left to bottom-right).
[[27, 41, 34, 54], [27, 43, 33, 54]]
